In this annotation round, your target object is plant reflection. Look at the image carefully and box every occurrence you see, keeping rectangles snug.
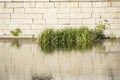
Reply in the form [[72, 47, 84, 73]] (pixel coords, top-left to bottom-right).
[[32, 74, 53, 80], [10, 39, 21, 48], [38, 41, 104, 53]]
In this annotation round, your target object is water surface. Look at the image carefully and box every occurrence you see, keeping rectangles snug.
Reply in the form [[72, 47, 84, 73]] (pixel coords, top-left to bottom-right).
[[0, 39, 120, 80]]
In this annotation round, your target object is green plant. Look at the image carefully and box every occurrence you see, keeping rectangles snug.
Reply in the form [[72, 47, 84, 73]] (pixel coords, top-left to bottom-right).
[[76, 26, 93, 44], [32, 34, 35, 39], [38, 23, 107, 45], [94, 21, 106, 39], [109, 33, 116, 40], [10, 28, 22, 37], [37, 20, 109, 53], [38, 28, 55, 44]]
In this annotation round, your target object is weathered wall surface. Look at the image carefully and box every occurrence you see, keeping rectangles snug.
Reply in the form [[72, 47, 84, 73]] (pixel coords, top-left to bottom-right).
[[0, 0, 120, 37]]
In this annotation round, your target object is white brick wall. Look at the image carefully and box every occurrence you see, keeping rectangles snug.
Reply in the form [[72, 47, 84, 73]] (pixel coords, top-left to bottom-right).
[[0, 1, 120, 37]]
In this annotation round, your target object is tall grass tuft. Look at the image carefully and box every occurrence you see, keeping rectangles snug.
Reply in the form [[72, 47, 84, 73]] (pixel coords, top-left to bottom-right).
[[38, 21, 107, 53]]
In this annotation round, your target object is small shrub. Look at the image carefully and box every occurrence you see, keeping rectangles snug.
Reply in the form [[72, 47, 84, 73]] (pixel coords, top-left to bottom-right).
[[10, 28, 22, 37], [38, 28, 55, 44], [32, 34, 35, 39], [109, 33, 116, 40], [38, 21, 108, 53], [94, 21, 106, 39]]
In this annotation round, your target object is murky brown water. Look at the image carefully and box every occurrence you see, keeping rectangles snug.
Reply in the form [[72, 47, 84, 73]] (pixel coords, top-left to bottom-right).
[[0, 39, 120, 80]]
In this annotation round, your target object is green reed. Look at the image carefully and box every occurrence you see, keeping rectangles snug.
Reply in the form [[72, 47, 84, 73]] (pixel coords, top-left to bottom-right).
[[38, 21, 107, 53]]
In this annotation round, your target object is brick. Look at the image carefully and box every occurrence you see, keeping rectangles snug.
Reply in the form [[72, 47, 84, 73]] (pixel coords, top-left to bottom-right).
[[3, 30, 11, 35], [31, 0, 49, 1], [36, 3, 54, 8], [71, 13, 91, 19], [102, 2, 111, 7], [31, 25, 47, 29], [0, 14, 10, 19], [53, 25, 66, 29], [9, 25, 30, 29], [109, 24, 120, 30], [57, 14, 70, 19], [10, 19, 32, 24], [25, 8, 58, 13], [21, 30, 35, 35], [105, 30, 120, 36], [51, 0, 107, 2], [82, 8, 92, 13], [25, 8, 43, 13], [79, 2, 92, 8], [6, 3, 23, 8], [24, 3, 35, 8], [70, 8, 81, 13], [0, 20, 3, 24], [70, 19, 82, 25], [55, 2, 66, 8], [34, 30, 42, 35], [46, 19, 57, 24], [93, 2, 103, 7], [58, 19, 69, 25], [9, 0, 29, 2], [11, 14, 43, 19], [101, 13, 116, 18], [0, 3, 4, 8], [112, 2, 120, 7], [92, 13, 101, 19], [33, 19, 45, 24], [0, 30, 3, 35], [3, 19, 11, 24], [96, 19, 114, 24], [45, 8, 58, 13], [106, 19, 114, 24], [82, 19, 95, 24], [114, 19, 120, 24], [14, 8, 24, 13], [105, 7, 119, 12], [4, 9, 13, 13], [116, 13, 120, 18], [55, 2, 78, 8], [58, 8, 70, 13], [44, 13, 56, 19], [93, 8, 106, 12], [65, 2, 78, 8], [87, 25, 96, 29], [0, 25, 8, 29], [0, 8, 13, 13]]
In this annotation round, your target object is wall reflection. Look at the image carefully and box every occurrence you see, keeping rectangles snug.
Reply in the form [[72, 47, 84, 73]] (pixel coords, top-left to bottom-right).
[[0, 39, 120, 80]]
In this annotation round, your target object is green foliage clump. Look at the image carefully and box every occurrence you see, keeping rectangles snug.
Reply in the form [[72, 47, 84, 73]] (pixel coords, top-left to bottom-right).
[[94, 21, 106, 39], [38, 21, 107, 53], [38, 28, 55, 44], [10, 28, 22, 37]]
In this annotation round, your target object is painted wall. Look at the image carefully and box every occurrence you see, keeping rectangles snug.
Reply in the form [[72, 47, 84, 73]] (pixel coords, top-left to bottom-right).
[[0, 0, 120, 37]]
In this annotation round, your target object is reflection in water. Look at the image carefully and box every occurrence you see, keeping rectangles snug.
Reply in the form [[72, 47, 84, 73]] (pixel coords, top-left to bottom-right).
[[108, 69, 114, 80], [32, 74, 53, 80], [0, 39, 120, 80], [10, 39, 21, 48], [38, 41, 103, 53]]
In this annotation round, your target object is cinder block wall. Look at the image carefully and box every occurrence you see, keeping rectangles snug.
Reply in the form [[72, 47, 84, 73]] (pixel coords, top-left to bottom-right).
[[0, 0, 120, 37]]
